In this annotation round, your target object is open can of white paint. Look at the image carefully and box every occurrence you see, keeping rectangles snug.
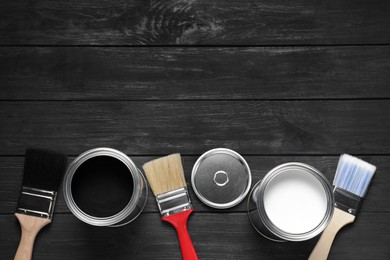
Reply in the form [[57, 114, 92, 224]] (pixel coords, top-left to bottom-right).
[[247, 162, 334, 242]]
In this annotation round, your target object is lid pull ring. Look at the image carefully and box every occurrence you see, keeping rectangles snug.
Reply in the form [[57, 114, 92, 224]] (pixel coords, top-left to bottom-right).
[[213, 171, 229, 187]]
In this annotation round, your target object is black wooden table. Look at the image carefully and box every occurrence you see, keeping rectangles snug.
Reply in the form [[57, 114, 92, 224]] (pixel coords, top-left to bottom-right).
[[1, 0, 390, 259]]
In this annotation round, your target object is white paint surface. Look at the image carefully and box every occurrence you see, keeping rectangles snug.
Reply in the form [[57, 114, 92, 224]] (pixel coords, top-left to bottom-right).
[[263, 169, 328, 234]]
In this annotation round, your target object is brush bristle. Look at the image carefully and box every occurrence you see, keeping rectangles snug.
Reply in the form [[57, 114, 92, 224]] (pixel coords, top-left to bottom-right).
[[143, 154, 186, 196], [22, 148, 68, 191], [333, 154, 376, 197]]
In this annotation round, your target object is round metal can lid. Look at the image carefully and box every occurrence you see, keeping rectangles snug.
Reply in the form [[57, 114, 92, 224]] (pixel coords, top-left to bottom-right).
[[191, 148, 252, 209]]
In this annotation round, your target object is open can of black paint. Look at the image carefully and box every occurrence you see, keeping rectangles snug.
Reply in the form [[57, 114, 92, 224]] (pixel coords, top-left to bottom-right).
[[63, 148, 148, 227], [247, 163, 334, 241]]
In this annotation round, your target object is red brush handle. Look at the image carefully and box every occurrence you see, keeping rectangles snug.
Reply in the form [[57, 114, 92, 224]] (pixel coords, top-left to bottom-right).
[[162, 208, 198, 260]]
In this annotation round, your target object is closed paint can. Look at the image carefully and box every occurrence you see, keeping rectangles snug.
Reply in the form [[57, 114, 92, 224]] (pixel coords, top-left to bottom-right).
[[247, 162, 333, 241], [63, 148, 148, 227], [191, 148, 252, 209]]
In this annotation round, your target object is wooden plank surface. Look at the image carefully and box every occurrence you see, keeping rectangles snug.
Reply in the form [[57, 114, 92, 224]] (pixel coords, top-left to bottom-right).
[[0, 213, 388, 259], [0, 0, 390, 45], [0, 156, 388, 214], [1, 47, 390, 100], [0, 101, 389, 155], [1, 0, 389, 258]]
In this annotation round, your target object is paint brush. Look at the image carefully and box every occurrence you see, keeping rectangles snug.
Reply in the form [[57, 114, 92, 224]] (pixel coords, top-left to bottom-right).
[[15, 148, 67, 260], [143, 154, 198, 260], [308, 154, 376, 260]]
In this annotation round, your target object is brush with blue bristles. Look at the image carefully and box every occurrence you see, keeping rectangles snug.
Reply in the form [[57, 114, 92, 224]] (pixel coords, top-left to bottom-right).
[[309, 154, 376, 260]]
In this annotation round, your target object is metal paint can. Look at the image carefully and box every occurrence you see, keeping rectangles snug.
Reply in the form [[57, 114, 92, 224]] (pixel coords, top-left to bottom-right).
[[191, 148, 252, 209], [247, 162, 333, 241], [63, 148, 148, 227]]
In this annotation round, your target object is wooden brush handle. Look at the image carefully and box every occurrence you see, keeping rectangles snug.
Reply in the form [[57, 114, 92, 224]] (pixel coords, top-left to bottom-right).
[[308, 208, 355, 260], [15, 213, 51, 260]]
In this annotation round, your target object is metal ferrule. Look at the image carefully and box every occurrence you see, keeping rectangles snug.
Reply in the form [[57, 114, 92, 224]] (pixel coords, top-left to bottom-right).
[[156, 187, 192, 217], [333, 187, 362, 216], [16, 186, 56, 219]]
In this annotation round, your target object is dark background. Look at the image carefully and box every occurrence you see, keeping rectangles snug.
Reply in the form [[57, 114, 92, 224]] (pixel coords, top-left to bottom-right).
[[1, 0, 390, 259]]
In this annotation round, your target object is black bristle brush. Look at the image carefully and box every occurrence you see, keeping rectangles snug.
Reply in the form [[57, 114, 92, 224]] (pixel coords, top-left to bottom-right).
[[14, 148, 67, 260]]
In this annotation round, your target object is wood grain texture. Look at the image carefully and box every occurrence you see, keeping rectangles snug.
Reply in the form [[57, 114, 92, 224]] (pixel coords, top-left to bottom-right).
[[0, 213, 389, 259], [1, 47, 390, 100], [1, 156, 387, 214], [0, 0, 390, 45], [0, 101, 389, 155], [1, 1, 389, 260]]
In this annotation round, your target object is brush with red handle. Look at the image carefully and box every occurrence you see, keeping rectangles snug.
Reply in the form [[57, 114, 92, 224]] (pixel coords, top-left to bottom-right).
[[143, 154, 198, 260]]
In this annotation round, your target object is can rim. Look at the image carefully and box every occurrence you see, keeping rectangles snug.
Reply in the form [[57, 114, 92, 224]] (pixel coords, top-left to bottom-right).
[[191, 148, 252, 209], [63, 147, 142, 226], [256, 162, 334, 241]]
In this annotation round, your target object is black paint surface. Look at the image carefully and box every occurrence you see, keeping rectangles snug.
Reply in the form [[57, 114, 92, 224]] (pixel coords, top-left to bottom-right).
[[71, 156, 133, 218]]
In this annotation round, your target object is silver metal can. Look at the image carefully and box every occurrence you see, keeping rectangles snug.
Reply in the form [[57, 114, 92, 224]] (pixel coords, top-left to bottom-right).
[[247, 162, 334, 241], [63, 148, 148, 227]]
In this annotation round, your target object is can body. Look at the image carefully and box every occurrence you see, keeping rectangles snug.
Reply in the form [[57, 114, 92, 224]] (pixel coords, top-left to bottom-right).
[[247, 162, 333, 241], [63, 148, 148, 227]]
